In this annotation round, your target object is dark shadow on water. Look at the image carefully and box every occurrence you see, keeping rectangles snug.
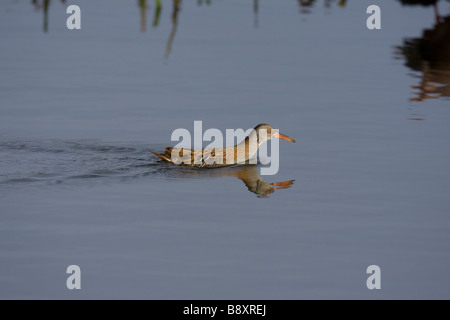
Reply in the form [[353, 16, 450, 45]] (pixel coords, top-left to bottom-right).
[[396, 14, 450, 102]]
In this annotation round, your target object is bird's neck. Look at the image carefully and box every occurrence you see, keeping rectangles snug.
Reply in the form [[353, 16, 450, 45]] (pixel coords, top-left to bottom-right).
[[234, 130, 262, 162]]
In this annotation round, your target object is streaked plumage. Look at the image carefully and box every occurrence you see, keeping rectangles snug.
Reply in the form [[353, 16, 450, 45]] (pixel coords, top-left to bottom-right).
[[152, 124, 296, 167]]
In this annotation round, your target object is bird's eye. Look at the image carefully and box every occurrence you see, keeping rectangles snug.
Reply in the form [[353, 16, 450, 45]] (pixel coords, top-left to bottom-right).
[[267, 129, 271, 133]]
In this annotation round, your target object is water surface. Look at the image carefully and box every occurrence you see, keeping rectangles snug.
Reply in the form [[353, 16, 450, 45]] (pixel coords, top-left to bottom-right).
[[1, 0, 450, 299]]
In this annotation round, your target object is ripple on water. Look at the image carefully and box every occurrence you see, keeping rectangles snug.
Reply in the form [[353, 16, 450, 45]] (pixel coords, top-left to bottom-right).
[[0, 138, 165, 189]]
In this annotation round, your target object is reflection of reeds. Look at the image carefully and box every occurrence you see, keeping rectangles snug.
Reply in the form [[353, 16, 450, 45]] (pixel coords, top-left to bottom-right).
[[138, 0, 147, 32], [138, 0, 161, 31], [297, 0, 347, 14], [153, 0, 162, 27], [31, 0, 66, 32], [197, 0, 211, 5], [297, 0, 316, 14], [165, 0, 181, 59], [254, 0, 258, 28], [43, 0, 50, 32]]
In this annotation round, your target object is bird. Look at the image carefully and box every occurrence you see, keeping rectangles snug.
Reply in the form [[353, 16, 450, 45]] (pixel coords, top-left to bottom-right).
[[151, 123, 296, 167]]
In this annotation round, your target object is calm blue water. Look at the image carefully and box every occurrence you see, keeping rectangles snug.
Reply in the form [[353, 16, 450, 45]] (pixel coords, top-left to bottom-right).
[[1, 0, 449, 299]]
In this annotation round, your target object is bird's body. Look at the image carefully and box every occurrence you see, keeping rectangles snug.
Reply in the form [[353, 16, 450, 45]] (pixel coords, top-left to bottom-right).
[[152, 145, 250, 168], [152, 124, 295, 168]]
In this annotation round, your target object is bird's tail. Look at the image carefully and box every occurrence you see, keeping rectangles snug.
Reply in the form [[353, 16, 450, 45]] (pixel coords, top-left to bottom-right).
[[151, 150, 172, 162]]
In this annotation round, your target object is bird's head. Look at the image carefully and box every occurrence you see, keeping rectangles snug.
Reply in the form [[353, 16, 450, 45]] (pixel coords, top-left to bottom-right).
[[253, 123, 296, 144]]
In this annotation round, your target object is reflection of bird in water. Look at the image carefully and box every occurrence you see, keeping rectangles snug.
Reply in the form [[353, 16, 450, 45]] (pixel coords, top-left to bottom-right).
[[165, 0, 181, 58], [152, 124, 296, 167], [231, 165, 294, 197], [179, 165, 295, 197], [396, 14, 450, 102]]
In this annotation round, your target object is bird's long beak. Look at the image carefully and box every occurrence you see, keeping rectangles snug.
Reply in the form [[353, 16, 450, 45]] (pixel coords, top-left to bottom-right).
[[273, 132, 296, 143], [272, 180, 295, 190]]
